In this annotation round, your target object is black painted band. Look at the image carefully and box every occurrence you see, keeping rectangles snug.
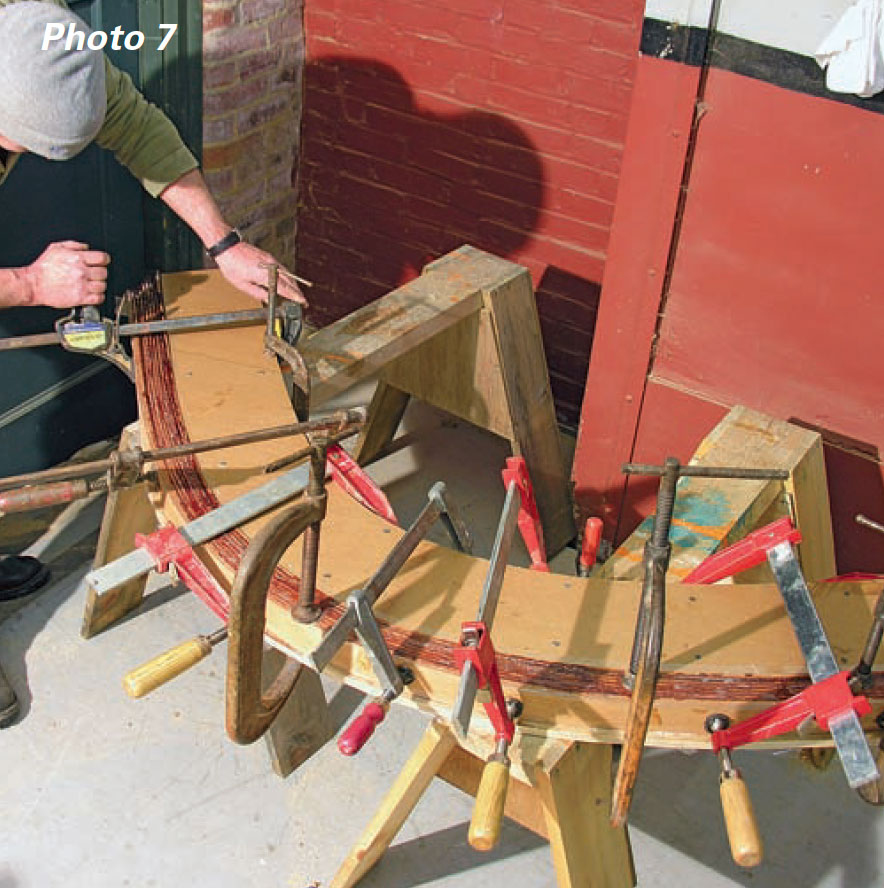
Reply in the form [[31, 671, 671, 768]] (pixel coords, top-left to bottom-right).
[[641, 17, 884, 116]]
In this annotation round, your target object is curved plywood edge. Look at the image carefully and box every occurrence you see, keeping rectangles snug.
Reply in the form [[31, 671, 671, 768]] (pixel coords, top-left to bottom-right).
[[133, 271, 884, 749]]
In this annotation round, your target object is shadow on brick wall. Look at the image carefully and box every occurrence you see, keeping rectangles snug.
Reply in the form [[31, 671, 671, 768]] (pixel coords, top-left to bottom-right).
[[297, 55, 542, 319], [296, 55, 603, 425]]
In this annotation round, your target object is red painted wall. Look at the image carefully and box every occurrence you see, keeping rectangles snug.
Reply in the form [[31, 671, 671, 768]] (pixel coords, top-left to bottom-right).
[[574, 55, 884, 573], [296, 0, 643, 424]]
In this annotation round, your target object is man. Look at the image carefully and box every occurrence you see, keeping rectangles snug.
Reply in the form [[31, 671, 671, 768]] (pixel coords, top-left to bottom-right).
[[0, 1, 305, 726]]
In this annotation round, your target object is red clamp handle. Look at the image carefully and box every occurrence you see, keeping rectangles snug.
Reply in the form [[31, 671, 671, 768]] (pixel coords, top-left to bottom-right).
[[683, 517, 803, 585], [710, 671, 872, 753], [338, 700, 387, 755], [501, 457, 548, 572], [578, 517, 604, 575], [454, 622, 515, 744]]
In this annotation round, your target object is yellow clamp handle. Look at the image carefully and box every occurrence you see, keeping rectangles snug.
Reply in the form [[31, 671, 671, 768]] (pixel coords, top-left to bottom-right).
[[468, 757, 511, 852], [720, 772, 763, 867], [123, 636, 213, 699]]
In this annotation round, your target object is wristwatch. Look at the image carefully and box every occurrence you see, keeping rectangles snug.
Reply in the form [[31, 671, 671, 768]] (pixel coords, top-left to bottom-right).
[[206, 229, 242, 259]]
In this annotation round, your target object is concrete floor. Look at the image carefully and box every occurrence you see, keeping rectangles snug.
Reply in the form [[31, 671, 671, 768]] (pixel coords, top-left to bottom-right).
[[1, 396, 883, 887]]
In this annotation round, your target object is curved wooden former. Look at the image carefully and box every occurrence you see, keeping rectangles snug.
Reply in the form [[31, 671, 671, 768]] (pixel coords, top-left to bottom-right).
[[132, 270, 884, 750]]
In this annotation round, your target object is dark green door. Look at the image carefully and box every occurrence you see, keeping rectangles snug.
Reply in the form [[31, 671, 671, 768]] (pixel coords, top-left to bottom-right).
[[0, 0, 201, 476]]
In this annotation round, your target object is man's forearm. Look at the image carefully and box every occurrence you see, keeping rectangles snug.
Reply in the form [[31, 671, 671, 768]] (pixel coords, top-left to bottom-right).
[[159, 168, 305, 305], [0, 267, 31, 308], [159, 168, 230, 248]]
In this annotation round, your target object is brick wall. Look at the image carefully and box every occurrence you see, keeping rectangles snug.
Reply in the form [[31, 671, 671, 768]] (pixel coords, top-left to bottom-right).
[[297, 0, 644, 425], [201, 0, 304, 263]]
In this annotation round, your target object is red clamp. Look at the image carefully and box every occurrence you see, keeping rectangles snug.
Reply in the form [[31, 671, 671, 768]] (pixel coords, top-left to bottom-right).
[[710, 671, 871, 752], [682, 517, 803, 585], [454, 621, 515, 744], [135, 525, 228, 620], [501, 457, 548, 572], [327, 442, 398, 525]]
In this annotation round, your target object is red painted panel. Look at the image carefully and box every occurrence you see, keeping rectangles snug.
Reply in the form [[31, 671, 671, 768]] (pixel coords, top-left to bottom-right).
[[572, 55, 702, 532], [612, 67, 884, 573], [824, 445, 884, 573], [654, 69, 884, 449]]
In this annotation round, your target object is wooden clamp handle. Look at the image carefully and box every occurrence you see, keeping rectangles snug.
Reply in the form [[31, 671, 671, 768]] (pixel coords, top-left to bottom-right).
[[123, 636, 213, 699], [468, 758, 510, 851], [720, 772, 763, 867]]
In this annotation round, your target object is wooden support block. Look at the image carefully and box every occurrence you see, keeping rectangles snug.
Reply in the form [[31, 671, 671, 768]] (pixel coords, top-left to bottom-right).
[[262, 648, 332, 778], [331, 720, 458, 888], [600, 406, 836, 581], [529, 741, 635, 888], [380, 308, 514, 440], [81, 424, 157, 639], [335, 721, 636, 888]]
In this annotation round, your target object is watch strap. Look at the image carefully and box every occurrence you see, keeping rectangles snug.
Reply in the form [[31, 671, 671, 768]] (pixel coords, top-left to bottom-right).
[[206, 229, 242, 259]]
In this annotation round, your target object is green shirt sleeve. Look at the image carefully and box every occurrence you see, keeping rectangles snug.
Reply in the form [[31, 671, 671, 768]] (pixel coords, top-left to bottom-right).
[[0, 0, 198, 197], [96, 58, 198, 198]]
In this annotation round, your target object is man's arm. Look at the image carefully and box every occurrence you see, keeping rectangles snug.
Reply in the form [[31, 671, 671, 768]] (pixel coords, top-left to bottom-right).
[[97, 62, 303, 304], [0, 242, 109, 309], [159, 170, 304, 304]]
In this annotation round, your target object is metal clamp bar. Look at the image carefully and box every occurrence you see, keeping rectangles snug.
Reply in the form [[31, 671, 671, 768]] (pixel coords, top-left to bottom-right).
[[452, 482, 521, 740], [85, 461, 313, 598], [429, 481, 473, 553], [0, 407, 367, 491], [623, 464, 790, 481], [311, 481, 472, 675], [766, 541, 879, 789], [857, 514, 884, 536]]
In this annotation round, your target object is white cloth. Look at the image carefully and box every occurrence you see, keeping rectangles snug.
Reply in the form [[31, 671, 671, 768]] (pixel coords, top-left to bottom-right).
[[815, 0, 884, 97]]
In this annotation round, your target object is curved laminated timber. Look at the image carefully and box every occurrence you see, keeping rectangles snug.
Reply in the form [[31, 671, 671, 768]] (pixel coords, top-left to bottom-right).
[[127, 249, 883, 752]]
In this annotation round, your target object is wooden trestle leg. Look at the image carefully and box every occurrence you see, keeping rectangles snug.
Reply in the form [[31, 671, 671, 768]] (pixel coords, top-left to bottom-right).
[[331, 720, 458, 888], [354, 381, 410, 467], [532, 742, 635, 888], [81, 423, 157, 639], [331, 720, 635, 888]]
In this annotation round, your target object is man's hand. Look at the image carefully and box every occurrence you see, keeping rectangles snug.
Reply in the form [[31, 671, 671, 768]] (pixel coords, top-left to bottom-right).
[[214, 242, 306, 306], [24, 241, 109, 308]]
